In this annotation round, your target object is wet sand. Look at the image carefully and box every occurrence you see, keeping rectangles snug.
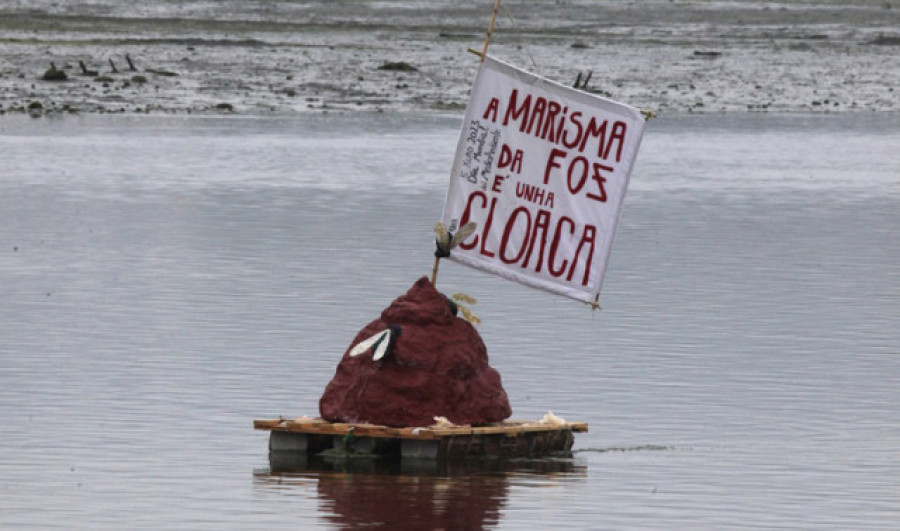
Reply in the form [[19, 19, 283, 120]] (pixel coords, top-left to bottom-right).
[[1, 0, 898, 116]]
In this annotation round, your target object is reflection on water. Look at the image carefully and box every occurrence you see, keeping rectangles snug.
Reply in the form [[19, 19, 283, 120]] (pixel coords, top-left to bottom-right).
[[255, 454, 585, 530]]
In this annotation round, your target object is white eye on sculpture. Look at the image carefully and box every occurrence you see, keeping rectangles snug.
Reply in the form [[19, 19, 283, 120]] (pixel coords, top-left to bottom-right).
[[347, 325, 401, 361]]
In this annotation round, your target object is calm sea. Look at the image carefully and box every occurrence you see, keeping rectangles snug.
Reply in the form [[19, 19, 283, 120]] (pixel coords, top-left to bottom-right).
[[1, 112, 897, 529]]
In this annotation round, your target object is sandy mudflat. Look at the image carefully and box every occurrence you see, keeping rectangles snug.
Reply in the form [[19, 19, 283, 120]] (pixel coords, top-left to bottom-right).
[[0, 0, 898, 116]]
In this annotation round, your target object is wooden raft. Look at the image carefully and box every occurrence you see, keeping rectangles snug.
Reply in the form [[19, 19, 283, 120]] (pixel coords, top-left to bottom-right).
[[255, 417, 588, 460]]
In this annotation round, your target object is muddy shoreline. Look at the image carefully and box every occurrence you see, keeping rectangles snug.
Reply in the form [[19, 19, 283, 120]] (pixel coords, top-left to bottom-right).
[[1, 0, 898, 116]]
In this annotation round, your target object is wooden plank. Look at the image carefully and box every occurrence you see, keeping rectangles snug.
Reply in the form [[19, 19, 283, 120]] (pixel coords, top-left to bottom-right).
[[253, 418, 588, 440]]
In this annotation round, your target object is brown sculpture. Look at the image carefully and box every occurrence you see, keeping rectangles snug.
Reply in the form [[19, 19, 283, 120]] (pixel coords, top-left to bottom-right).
[[319, 276, 511, 427]]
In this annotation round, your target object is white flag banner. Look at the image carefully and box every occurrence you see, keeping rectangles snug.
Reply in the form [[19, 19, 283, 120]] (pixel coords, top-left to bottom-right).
[[442, 55, 646, 303]]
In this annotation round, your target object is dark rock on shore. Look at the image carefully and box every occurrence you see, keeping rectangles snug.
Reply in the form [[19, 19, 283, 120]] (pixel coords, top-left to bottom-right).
[[377, 61, 418, 72], [41, 63, 67, 81]]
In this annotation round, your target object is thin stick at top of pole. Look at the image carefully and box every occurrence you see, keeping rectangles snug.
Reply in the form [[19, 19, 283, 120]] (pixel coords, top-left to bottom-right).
[[480, 0, 502, 62]]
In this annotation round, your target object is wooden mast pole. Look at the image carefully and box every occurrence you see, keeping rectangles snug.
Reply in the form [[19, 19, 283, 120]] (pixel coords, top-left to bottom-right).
[[433, 1, 500, 287], [431, 255, 441, 286]]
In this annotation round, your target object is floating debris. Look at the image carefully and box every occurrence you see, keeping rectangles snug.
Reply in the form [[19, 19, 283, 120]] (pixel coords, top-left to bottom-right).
[[538, 411, 567, 426], [577, 444, 674, 454], [431, 416, 455, 428]]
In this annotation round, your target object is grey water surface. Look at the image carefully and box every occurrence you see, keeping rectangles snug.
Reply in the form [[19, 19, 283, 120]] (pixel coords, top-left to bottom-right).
[[1, 112, 898, 529]]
